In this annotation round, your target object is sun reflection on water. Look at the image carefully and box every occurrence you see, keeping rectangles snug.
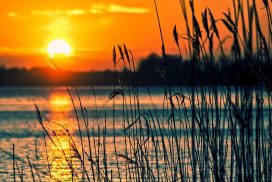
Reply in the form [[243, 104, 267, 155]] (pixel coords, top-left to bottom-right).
[[49, 94, 71, 112], [45, 93, 79, 181]]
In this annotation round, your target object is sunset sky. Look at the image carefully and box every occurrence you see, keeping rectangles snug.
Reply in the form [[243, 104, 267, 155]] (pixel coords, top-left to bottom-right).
[[0, 0, 269, 71]]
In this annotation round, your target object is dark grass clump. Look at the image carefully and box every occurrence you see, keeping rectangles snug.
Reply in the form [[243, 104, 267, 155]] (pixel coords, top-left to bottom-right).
[[10, 0, 272, 181]]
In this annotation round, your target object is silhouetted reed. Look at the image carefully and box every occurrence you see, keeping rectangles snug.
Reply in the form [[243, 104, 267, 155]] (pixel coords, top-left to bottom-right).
[[10, 0, 272, 181]]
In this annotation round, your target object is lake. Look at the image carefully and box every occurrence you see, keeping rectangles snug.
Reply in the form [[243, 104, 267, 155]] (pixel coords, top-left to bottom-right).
[[0, 86, 171, 181], [0, 86, 271, 181]]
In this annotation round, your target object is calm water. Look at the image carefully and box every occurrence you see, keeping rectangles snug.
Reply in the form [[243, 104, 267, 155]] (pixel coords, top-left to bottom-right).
[[0, 86, 270, 181], [0, 86, 169, 181]]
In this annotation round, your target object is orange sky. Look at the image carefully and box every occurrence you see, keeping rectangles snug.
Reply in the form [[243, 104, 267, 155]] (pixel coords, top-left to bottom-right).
[[0, 0, 269, 71]]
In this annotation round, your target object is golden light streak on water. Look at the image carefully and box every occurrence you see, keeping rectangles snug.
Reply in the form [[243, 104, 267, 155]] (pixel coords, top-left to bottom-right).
[[45, 93, 79, 181]]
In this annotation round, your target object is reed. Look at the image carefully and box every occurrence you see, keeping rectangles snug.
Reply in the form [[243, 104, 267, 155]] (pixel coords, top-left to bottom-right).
[[9, 0, 272, 181]]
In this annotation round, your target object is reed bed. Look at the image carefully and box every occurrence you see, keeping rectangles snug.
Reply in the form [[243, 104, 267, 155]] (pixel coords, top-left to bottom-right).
[[10, 0, 272, 181]]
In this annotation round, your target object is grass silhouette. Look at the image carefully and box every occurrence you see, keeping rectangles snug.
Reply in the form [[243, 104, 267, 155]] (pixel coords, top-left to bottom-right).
[[9, 0, 272, 181]]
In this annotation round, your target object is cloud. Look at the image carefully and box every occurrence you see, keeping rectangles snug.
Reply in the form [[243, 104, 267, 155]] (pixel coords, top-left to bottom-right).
[[108, 4, 150, 14], [30, 4, 149, 17], [7, 12, 17, 17], [90, 4, 150, 14], [31, 9, 86, 16], [67, 9, 86, 15]]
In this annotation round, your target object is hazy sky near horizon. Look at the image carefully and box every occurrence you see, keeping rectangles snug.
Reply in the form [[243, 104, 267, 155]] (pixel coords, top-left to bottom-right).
[[0, 0, 269, 71]]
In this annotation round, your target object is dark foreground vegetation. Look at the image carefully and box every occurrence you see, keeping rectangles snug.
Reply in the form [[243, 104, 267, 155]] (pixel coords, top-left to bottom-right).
[[8, 0, 272, 181]]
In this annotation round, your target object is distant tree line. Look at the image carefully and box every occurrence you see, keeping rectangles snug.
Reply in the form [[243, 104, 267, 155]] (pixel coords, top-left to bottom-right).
[[0, 53, 270, 87]]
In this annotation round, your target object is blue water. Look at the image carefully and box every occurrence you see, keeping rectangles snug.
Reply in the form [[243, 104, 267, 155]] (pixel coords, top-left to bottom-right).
[[0, 86, 168, 181], [0, 86, 270, 181]]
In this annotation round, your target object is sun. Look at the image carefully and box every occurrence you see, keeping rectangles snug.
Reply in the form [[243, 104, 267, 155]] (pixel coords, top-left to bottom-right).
[[47, 39, 72, 58]]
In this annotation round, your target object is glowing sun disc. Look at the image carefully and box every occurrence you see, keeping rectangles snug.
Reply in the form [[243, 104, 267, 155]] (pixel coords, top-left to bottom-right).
[[47, 39, 72, 58]]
